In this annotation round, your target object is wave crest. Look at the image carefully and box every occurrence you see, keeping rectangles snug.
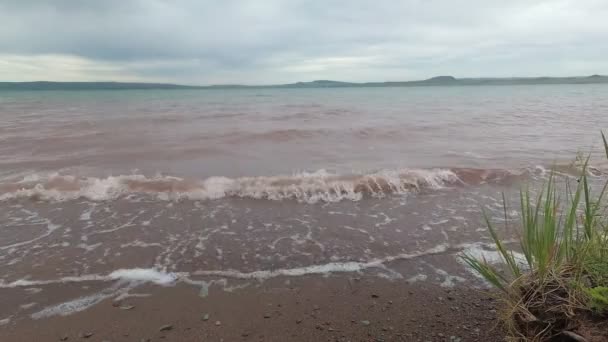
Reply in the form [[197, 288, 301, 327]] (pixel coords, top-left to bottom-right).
[[0, 168, 463, 203]]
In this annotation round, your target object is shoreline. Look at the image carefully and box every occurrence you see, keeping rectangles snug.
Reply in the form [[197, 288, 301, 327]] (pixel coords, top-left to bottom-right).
[[0, 275, 504, 341]]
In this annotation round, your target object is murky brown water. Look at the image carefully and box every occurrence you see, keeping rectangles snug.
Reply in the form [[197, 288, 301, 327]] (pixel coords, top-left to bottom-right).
[[1, 84, 607, 322]]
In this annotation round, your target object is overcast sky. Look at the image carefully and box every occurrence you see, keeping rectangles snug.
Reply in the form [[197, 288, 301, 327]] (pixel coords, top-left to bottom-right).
[[1, 0, 607, 85]]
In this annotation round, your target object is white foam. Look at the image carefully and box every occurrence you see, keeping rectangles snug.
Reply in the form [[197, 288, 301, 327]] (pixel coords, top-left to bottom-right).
[[435, 268, 466, 288], [0, 243, 466, 304], [459, 242, 526, 266], [20, 302, 37, 310], [31, 290, 109, 319], [0, 274, 107, 288], [31, 282, 135, 319], [0, 168, 460, 203], [0, 317, 10, 326], [108, 268, 177, 285], [77, 242, 102, 252], [0, 221, 61, 250], [79, 205, 95, 221], [406, 274, 428, 283], [194, 244, 448, 281], [457, 242, 528, 284], [0, 269, 178, 288], [194, 262, 370, 280], [120, 240, 163, 248]]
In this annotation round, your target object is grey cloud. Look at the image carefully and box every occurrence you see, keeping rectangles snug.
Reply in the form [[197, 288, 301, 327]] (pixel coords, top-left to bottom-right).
[[0, 0, 607, 83]]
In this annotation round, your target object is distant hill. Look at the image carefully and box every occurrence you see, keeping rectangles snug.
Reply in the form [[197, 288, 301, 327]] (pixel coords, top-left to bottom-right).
[[1, 75, 608, 91], [270, 75, 608, 88]]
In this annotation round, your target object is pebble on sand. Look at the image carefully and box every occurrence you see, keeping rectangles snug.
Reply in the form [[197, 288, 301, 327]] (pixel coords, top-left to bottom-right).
[[159, 325, 173, 332]]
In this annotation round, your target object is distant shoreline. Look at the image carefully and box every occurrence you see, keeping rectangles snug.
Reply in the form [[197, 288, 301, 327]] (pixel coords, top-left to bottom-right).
[[1, 74, 608, 90]]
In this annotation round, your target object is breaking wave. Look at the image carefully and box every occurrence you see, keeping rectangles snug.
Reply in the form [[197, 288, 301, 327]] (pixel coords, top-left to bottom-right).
[[1, 164, 593, 203], [0, 168, 470, 203]]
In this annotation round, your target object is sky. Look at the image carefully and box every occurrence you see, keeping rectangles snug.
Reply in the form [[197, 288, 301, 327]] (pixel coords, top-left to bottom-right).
[[0, 0, 607, 85]]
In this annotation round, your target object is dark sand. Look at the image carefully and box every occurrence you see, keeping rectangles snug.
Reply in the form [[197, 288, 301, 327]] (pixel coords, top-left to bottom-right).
[[0, 276, 504, 341]]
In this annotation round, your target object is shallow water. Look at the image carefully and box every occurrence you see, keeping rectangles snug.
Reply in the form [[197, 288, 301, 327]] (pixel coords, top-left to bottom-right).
[[1, 84, 607, 319]]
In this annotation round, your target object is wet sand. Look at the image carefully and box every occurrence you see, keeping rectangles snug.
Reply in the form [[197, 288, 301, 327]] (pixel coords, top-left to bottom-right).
[[0, 276, 504, 342]]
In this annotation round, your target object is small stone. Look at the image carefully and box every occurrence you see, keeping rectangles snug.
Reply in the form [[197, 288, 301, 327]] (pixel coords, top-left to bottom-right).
[[438, 333, 444, 337], [371, 294, 379, 298], [60, 337, 68, 341], [447, 296, 455, 301], [241, 332, 250, 337], [202, 313, 210, 321], [263, 314, 271, 319], [437, 296, 444, 301], [119, 305, 134, 310], [215, 321, 221, 326], [159, 325, 173, 332], [328, 328, 335, 332], [360, 320, 370, 326], [295, 319, 303, 324], [561, 331, 588, 342], [79, 332, 94, 339]]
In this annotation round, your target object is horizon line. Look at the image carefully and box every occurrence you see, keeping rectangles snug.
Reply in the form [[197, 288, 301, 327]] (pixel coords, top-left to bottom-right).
[[1, 74, 607, 89]]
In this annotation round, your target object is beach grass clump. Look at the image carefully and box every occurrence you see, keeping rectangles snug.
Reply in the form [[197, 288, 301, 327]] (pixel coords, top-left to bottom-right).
[[462, 133, 608, 341]]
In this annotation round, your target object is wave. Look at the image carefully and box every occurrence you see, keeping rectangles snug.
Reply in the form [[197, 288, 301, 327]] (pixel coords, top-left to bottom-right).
[[0, 164, 597, 203], [0, 168, 468, 203]]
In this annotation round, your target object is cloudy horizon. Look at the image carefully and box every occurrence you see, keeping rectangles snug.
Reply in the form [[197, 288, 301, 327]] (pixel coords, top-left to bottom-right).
[[1, 0, 607, 85]]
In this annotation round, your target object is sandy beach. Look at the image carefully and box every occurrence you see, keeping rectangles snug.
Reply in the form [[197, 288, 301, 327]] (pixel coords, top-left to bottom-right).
[[0, 276, 504, 341]]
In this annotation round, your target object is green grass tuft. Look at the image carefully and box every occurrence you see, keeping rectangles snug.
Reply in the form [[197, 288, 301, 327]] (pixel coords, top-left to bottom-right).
[[462, 132, 608, 340]]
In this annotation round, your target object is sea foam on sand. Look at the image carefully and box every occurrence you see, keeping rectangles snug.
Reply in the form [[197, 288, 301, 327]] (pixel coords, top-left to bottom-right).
[[109, 268, 177, 285]]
